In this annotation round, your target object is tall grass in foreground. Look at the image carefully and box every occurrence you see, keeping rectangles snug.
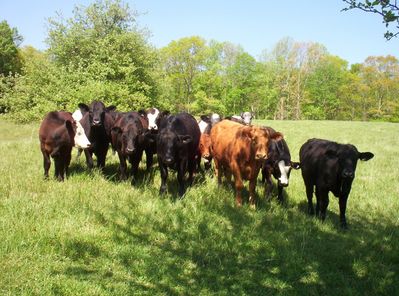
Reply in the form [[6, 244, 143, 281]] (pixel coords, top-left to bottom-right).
[[0, 118, 398, 295]]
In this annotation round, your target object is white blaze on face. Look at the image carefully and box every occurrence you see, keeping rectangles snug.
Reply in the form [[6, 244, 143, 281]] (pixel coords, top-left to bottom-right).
[[72, 109, 83, 122], [147, 108, 160, 130], [278, 160, 291, 186], [242, 112, 252, 125], [74, 121, 90, 149], [198, 120, 209, 134], [210, 113, 221, 124]]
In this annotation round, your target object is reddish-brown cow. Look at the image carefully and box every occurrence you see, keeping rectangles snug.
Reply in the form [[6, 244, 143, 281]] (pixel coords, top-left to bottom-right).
[[198, 133, 212, 170], [210, 120, 282, 207], [39, 111, 90, 181]]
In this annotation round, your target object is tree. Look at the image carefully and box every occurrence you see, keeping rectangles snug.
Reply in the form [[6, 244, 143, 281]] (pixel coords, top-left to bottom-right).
[[0, 20, 23, 75], [47, 0, 158, 110], [342, 0, 399, 40], [160, 36, 207, 112]]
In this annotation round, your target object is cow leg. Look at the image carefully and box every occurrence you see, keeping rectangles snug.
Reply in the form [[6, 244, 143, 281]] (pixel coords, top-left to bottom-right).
[[84, 149, 94, 169], [233, 173, 243, 207], [42, 150, 51, 179], [177, 160, 188, 197], [264, 175, 273, 200], [306, 183, 314, 215], [145, 149, 154, 170], [249, 178, 257, 209], [117, 152, 128, 180], [159, 161, 168, 195], [187, 159, 196, 187], [96, 148, 108, 170], [339, 195, 349, 229], [316, 189, 329, 221], [213, 159, 222, 185], [54, 156, 64, 182], [130, 150, 143, 186], [65, 148, 72, 178], [277, 185, 284, 203], [204, 157, 212, 171]]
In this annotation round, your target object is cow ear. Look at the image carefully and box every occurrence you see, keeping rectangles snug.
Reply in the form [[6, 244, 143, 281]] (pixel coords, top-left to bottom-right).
[[359, 152, 374, 161], [65, 120, 75, 132], [178, 135, 192, 144], [291, 162, 301, 169], [105, 105, 116, 112], [78, 103, 89, 114], [200, 115, 210, 122], [270, 132, 283, 141]]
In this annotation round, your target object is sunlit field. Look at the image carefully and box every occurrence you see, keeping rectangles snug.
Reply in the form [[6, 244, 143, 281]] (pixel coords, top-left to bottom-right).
[[0, 118, 398, 295]]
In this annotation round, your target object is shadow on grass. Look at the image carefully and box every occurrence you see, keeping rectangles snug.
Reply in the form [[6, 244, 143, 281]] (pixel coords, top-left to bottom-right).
[[53, 166, 399, 295]]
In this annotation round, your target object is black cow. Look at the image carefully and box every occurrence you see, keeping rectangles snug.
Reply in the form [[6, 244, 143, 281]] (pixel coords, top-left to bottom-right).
[[261, 127, 300, 202], [78, 101, 116, 170], [141, 109, 170, 170], [157, 112, 201, 197], [299, 138, 374, 228], [111, 112, 146, 185]]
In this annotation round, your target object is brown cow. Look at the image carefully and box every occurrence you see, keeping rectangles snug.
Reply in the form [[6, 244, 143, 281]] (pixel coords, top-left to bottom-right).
[[210, 120, 282, 207], [198, 133, 212, 170], [39, 111, 90, 181]]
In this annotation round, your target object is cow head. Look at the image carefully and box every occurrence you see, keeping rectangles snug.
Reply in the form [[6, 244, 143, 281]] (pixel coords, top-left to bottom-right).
[[326, 144, 374, 185], [210, 113, 221, 125], [147, 107, 160, 130], [199, 133, 212, 162], [74, 121, 91, 149], [241, 126, 282, 160], [79, 101, 116, 127], [241, 111, 253, 125], [158, 131, 192, 165], [112, 121, 142, 155], [267, 136, 300, 187]]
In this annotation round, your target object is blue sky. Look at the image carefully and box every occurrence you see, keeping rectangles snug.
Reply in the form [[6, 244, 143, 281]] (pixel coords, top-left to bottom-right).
[[1, 0, 398, 65]]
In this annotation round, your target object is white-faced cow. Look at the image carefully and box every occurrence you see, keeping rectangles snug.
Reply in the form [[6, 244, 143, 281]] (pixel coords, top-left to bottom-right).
[[39, 111, 90, 181], [157, 112, 201, 197], [78, 101, 116, 170], [261, 126, 300, 202], [299, 138, 374, 228], [210, 120, 283, 207], [227, 112, 253, 125]]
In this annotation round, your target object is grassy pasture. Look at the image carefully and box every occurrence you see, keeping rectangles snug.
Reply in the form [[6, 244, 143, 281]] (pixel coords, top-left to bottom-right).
[[0, 118, 398, 295]]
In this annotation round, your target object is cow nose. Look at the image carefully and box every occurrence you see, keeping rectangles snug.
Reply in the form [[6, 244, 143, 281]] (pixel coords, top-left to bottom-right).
[[126, 147, 134, 153], [256, 153, 267, 160], [203, 153, 210, 158], [93, 119, 101, 125], [165, 157, 173, 164], [342, 170, 354, 178]]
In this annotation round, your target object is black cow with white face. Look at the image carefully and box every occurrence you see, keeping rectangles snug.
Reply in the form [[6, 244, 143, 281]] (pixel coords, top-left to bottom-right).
[[111, 112, 146, 185], [78, 100, 116, 170], [299, 138, 374, 228], [157, 112, 201, 197], [261, 127, 300, 202]]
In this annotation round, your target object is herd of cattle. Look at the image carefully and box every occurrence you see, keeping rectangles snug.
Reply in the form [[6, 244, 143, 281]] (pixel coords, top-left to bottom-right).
[[38, 101, 374, 228]]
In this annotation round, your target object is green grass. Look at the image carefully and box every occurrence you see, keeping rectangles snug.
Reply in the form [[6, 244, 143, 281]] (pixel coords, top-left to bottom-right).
[[0, 118, 398, 295]]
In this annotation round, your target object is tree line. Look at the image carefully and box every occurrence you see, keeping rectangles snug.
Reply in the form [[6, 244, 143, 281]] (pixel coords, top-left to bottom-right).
[[1, 0, 398, 123]]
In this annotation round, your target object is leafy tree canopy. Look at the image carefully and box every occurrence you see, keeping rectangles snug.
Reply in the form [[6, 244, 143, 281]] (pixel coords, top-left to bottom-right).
[[342, 0, 399, 40], [0, 20, 23, 75]]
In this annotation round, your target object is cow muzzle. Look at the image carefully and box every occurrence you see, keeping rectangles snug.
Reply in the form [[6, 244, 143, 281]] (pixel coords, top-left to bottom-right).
[[92, 119, 101, 126], [164, 157, 174, 165], [255, 153, 267, 160]]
